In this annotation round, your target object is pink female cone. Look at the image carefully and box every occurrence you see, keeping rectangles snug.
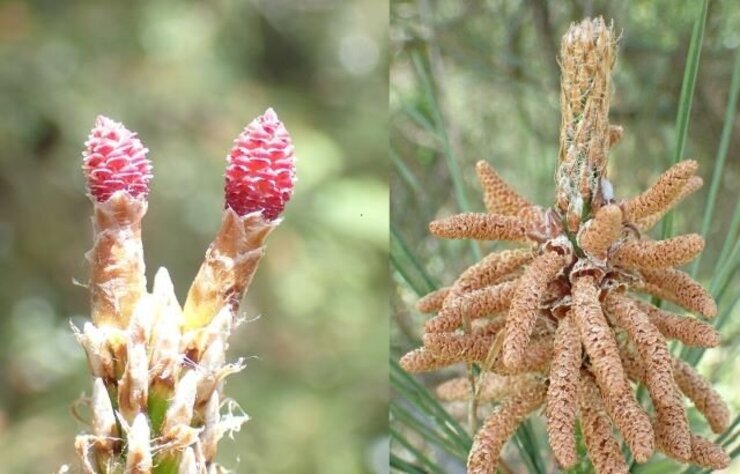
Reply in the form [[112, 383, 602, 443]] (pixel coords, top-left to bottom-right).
[[184, 108, 296, 329], [82, 115, 152, 328], [83, 115, 152, 202], [225, 107, 296, 221]]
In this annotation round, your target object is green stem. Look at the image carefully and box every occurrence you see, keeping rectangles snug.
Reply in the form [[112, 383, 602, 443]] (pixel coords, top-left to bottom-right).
[[411, 50, 481, 261], [660, 0, 709, 242], [690, 49, 740, 277]]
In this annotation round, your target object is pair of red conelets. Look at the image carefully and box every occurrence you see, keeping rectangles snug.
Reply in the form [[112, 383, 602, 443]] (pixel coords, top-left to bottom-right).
[[83, 108, 295, 220]]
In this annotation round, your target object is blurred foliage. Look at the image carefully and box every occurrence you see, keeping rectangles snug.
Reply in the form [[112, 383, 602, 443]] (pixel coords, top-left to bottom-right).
[[0, 1, 387, 473], [391, 0, 739, 473]]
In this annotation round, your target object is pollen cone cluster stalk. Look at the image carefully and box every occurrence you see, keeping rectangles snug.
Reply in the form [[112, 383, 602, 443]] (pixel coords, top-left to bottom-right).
[[70, 111, 295, 473], [400, 18, 730, 473]]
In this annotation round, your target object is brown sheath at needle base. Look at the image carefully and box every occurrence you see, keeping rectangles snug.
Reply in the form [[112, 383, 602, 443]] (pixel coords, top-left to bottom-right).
[[183, 208, 277, 330], [87, 192, 147, 328]]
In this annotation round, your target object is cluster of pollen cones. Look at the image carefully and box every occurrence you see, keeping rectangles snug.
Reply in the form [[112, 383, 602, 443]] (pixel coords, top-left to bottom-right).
[[399, 18, 730, 474], [66, 111, 295, 473]]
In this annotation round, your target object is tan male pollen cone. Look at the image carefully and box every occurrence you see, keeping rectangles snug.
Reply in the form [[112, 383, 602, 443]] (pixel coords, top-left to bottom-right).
[[399, 16, 728, 473]]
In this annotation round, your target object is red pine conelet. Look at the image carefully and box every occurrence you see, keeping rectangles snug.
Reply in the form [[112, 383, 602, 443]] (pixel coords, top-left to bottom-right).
[[225, 108, 296, 221], [82, 115, 153, 202]]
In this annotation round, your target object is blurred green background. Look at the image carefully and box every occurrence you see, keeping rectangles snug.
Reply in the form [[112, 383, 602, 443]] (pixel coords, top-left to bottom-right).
[[0, 1, 388, 473], [391, 0, 739, 473]]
